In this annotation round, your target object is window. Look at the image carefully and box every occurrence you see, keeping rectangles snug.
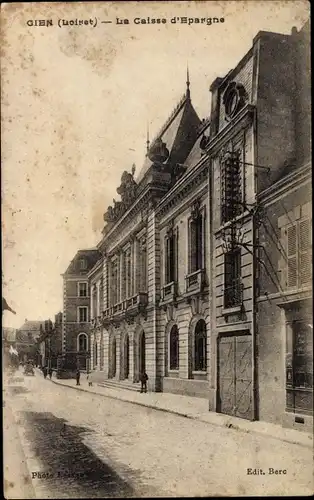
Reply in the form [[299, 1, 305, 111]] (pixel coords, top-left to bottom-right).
[[92, 285, 97, 319], [220, 151, 242, 224], [110, 258, 119, 305], [78, 282, 87, 297], [194, 320, 207, 371], [139, 237, 147, 292], [165, 226, 177, 285], [78, 307, 88, 323], [189, 202, 204, 273], [78, 333, 87, 352], [286, 219, 312, 289], [123, 247, 132, 299], [224, 247, 242, 308], [169, 325, 179, 370], [79, 259, 87, 270], [286, 321, 313, 414]]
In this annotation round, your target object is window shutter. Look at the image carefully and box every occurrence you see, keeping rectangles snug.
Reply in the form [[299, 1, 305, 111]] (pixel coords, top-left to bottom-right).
[[287, 225, 297, 288], [299, 219, 312, 286]]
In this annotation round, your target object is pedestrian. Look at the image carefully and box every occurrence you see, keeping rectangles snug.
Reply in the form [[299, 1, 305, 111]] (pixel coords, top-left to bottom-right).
[[140, 371, 148, 393], [48, 367, 53, 380], [76, 368, 81, 386], [87, 373, 93, 387], [43, 366, 48, 379]]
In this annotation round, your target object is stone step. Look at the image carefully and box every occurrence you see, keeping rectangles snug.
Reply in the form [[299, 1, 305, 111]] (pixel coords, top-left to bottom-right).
[[97, 379, 141, 393]]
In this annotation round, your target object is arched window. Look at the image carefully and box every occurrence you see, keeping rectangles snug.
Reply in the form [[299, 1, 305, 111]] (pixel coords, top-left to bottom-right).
[[169, 325, 179, 370], [194, 320, 207, 371], [77, 333, 88, 352]]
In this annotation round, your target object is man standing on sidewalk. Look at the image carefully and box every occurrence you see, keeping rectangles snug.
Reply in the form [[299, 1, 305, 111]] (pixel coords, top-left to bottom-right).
[[140, 371, 148, 393], [76, 368, 81, 386]]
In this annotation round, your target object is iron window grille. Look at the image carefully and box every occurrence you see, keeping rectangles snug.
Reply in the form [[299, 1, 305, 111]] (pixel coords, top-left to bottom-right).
[[220, 151, 242, 224]]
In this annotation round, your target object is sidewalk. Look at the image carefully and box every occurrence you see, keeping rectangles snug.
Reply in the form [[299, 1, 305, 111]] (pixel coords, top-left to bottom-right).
[[49, 371, 313, 449], [3, 400, 37, 499]]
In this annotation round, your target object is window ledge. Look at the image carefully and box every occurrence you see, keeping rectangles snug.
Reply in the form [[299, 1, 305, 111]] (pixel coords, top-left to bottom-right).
[[192, 370, 207, 375], [168, 369, 179, 373], [222, 305, 242, 316]]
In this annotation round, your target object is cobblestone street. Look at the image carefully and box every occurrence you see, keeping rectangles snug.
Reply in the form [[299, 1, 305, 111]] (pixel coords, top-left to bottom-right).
[[4, 371, 313, 498]]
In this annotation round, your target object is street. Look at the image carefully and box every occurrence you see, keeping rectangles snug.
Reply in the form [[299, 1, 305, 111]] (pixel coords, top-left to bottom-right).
[[4, 370, 313, 498]]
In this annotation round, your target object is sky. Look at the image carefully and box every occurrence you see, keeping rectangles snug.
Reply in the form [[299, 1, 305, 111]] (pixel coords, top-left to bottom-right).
[[2, 1, 309, 328]]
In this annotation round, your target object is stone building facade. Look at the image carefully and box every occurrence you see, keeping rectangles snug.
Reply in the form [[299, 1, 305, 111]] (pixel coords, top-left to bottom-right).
[[62, 248, 101, 370], [255, 23, 312, 432], [65, 23, 311, 429], [202, 23, 312, 428]]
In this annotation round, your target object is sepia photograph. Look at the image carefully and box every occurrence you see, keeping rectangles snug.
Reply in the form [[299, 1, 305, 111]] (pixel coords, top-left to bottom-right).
[[2, 0, 312, 498]]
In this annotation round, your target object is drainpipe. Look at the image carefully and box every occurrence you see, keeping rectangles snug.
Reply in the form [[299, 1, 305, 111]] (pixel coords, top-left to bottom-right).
[[251, 107, 259, 422]]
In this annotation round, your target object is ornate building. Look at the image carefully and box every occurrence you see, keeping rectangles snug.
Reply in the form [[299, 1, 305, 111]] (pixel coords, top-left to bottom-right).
[[92, 77, 203, 391], [67, 22, 311, 431]]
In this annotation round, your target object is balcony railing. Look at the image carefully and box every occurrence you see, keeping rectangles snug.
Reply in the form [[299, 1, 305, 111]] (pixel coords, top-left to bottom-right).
[[160, 281, 177, 304], [102, 293, 148, 324], [185, 269, 205, 295], [224, 278, 243, 309]]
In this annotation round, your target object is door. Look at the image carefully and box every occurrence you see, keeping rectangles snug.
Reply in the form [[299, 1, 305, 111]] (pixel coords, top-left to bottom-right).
[[124, 335, 129, 379], [139, 332, 146, 375], [218, 334, 253, 420]]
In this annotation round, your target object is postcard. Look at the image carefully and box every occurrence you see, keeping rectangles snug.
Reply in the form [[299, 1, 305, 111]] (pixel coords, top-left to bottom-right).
[[2, 1, 312, 498]]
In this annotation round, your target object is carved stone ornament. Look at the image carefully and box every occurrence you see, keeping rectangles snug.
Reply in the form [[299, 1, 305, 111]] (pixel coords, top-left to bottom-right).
[[191, 199, 201, 221], [166, 219, 174, 238], [166, 304, 174, 323], [190, 296, 200, 316], [148, 137, 169, 164], [103, 165, 138, 224]]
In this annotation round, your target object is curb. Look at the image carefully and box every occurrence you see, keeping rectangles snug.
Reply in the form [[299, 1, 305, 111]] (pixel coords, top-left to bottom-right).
[[50, 378, 313, 450]]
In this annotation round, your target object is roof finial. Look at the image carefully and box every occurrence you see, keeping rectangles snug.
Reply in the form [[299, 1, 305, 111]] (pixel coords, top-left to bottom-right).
[[146, 122, 150, 155], [186, 64, 190, 99]]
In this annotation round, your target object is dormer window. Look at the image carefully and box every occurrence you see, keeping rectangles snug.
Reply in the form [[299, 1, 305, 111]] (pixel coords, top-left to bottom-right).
[[79, 259, 87, 270], [223, 82, 247, 120]]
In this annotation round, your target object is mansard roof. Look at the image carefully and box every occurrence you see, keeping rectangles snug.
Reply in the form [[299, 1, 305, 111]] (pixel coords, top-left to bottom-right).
[[183, 118, 210, 171], [136, 92, 201, 183], [63, 248, 101, 276]]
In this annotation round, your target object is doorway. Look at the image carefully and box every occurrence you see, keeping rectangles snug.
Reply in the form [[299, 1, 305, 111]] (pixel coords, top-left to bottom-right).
[[139, 331, 146, 375], [217, 333, 253, 420], [123, 335, 129, 379], [111, 337, 116, 378]]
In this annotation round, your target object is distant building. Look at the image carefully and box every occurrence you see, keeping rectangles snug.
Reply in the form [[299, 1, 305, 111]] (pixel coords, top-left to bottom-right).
[[62, 249, 101, 370], [16, 319, 44, 362], [2, 327, 17, 346], [37, 312, 63, 368]]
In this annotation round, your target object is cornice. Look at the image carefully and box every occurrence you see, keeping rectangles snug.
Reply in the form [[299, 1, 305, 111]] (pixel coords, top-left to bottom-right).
[[156, 160, 209, 218], [205, 104, 255, 157], [97, 184, 164, 251], [257, 162, 311, 205]]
